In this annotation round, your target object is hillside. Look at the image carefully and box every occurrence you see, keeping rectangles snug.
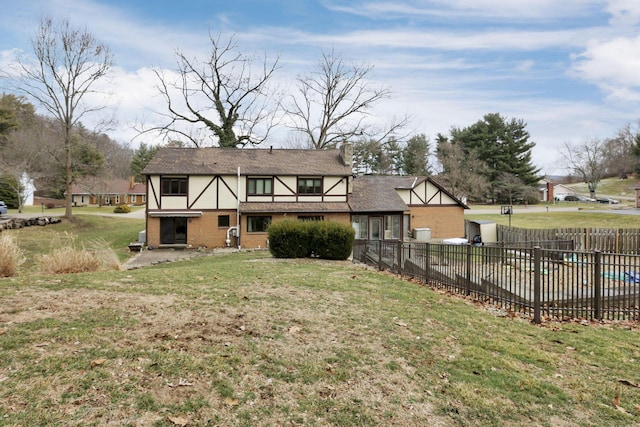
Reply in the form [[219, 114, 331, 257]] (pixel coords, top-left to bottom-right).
[[561, 174, 640, 201]]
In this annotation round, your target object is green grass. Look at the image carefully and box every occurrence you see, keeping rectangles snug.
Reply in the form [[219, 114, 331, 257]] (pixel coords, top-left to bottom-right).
[[466, 211, 640, 228], [1, 249, 640, 426]]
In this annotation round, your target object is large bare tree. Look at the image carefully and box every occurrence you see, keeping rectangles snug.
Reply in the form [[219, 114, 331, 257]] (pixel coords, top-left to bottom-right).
[[14, 17, 113, 219], [284, 49, 407, 150], [150, 33, 279, 148], [560, 138, 607, 199]]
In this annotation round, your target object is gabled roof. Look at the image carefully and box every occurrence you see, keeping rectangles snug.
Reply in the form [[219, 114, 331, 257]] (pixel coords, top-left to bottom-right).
[[70, 177, 146, 195], [142, 147, 352, 176], [348, 175, 468, 212]]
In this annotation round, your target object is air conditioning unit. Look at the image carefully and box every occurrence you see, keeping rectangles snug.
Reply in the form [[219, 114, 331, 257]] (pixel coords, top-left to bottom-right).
[[413, 228, 431, 241]]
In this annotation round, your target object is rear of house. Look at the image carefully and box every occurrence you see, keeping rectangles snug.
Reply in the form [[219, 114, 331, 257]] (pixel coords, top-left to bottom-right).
[[142, 145, 468, 249]]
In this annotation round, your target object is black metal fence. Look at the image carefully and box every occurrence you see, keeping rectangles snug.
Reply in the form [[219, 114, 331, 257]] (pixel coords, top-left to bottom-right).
[[353, 240, 640, 322]]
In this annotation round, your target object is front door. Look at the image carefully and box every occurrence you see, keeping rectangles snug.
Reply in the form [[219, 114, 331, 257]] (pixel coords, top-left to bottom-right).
[[369, 217, 383, 240], [160, 217, 187, 244]]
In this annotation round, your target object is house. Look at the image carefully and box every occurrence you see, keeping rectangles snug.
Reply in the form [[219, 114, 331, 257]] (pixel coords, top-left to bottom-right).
[[552, 183, 576, 201], [141, 145, 468, 249], [349, 175, 468, 241], [70, 176, 147, 206]]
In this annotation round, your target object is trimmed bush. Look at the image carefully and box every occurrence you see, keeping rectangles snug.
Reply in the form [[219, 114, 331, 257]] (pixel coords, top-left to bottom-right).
[[113, 204, 132, 213], [269, 219, 354, 260], [309, 221, 355, 260], [268, 219, 311, 258]]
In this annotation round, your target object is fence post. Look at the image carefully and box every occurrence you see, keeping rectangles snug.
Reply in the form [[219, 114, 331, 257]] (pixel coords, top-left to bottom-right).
[[424, 243, 430, 283], [533, 246, 541, 324], [397, 241, 403, 274], [466, 244, 472, 296], [378, 240, 383, 271], [594, 250, 602, 321]]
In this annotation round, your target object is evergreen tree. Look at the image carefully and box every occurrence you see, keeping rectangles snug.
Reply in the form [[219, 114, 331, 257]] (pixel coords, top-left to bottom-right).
[[448, 113, 540, 202], [402, 134, 430, 175]]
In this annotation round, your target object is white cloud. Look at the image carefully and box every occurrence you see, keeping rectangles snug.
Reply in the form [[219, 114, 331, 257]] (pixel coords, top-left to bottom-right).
[[571, 36, 640, 99]]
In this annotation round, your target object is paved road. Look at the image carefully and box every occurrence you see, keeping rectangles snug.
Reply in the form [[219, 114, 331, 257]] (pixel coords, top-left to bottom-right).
[[466, 205, 640, 215]]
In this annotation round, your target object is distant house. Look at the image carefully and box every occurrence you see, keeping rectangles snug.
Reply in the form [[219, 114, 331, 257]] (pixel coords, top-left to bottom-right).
[[552, 184, 576, 201], [69, 176, 147, 206], [141, 145, 468, 249]]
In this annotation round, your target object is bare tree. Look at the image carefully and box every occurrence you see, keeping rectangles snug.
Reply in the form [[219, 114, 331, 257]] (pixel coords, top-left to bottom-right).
[[13, 17, 113, 219], [435, 136, 490, 203], [560, 138, 607, 199], [149, 33, 279, 148], [284, 49, 407, 150]]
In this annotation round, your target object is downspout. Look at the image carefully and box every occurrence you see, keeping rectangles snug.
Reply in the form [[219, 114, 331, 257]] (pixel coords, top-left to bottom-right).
[[237, 166, 241, 249]]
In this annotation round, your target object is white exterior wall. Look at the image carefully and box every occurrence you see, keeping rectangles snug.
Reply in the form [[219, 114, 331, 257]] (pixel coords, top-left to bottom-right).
[[399, 181, 459, 205]]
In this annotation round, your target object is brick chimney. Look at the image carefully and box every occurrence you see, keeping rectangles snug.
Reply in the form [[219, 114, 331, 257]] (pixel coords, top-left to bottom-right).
[[339, 142, 353, 167]]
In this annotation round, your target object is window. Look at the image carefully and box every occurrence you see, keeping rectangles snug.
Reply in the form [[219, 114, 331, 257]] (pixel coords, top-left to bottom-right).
[[248, 178, 273, 195], [384, 215, 401, 240], [352, 215, 368, 240], [298, 178, 322, 195], [298, 215, 323, 221], [247, 216, 271, 232], [218, 215, 230, 227], [131, 195, 137, 203], [161, 177, 188, 195]]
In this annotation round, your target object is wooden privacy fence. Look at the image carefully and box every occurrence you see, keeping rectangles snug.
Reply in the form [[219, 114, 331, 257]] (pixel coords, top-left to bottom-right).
[[497, 225, 640, 254], [353, 240, 640, 322]]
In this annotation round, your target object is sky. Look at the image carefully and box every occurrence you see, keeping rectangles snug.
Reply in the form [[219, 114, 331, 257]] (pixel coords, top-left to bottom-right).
[[2, 0, 640, 175]]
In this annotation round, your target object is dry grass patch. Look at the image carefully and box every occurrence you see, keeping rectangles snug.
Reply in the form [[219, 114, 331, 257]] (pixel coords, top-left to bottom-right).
[[36, 235, 120, 274], [0, 234, 24, 277]]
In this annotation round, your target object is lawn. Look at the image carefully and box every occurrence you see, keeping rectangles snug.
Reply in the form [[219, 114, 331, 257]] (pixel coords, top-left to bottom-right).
[[1, 215, 640, 426]]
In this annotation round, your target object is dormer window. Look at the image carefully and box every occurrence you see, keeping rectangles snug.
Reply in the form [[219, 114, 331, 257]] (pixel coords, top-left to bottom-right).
[[298, 177, 322, 195]]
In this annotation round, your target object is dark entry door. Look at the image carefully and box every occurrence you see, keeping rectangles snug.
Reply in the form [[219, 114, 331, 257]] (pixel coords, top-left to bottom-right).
[[160, 217, 187, 244]]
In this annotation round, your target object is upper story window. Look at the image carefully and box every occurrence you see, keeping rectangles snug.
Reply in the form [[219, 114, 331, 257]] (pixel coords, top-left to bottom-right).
[[161, 177, 188, 196], [248, 177, 273, 195], [298, 177, 322, 195]]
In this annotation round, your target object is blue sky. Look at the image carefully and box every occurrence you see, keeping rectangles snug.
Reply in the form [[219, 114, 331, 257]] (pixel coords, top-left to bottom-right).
[[2, 0, 640, 175]]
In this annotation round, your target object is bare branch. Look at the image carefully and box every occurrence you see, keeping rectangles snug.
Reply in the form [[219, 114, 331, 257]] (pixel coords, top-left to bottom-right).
[[284, 49, 406, 149], [141, 33, 280, 147]]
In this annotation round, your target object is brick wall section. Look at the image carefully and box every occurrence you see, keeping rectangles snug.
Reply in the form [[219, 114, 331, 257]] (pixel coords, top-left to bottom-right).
[[240, 212, 351, 249], [409, 206, 465, 239], [146, 211, 351, 249]]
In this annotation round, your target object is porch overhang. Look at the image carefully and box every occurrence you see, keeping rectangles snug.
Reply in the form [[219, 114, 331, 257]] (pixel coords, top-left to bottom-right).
[[148, 210, 203, 218]]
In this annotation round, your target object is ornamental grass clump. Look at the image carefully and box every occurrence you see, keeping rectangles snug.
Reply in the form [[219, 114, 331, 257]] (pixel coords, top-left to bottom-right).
[[0, 234, 25, 277], [37, 235, 120, 274]]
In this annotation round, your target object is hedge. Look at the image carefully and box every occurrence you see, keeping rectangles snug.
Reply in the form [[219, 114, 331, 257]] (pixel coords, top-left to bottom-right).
[[268, 219, 355, 260]]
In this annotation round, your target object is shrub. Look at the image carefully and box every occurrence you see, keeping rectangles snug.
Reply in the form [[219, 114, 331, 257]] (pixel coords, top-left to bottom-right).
[[309, 221, 355, 260], [0, 234, 25, 277], [113, 204, 131, 214], [268, 220, 354, 260], [268, 219, 311, 258]]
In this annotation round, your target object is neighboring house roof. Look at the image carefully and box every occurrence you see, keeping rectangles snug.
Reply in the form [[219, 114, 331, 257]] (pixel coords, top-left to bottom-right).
[[142, 147, 352, 176], [70, 177, 146, 196]]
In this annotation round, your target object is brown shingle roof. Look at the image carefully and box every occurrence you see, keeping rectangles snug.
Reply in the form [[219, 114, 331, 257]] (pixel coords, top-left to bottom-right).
[[70, 177, 146, 195], [142, 147, 351, 176], [349, 176, 409, 212]]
